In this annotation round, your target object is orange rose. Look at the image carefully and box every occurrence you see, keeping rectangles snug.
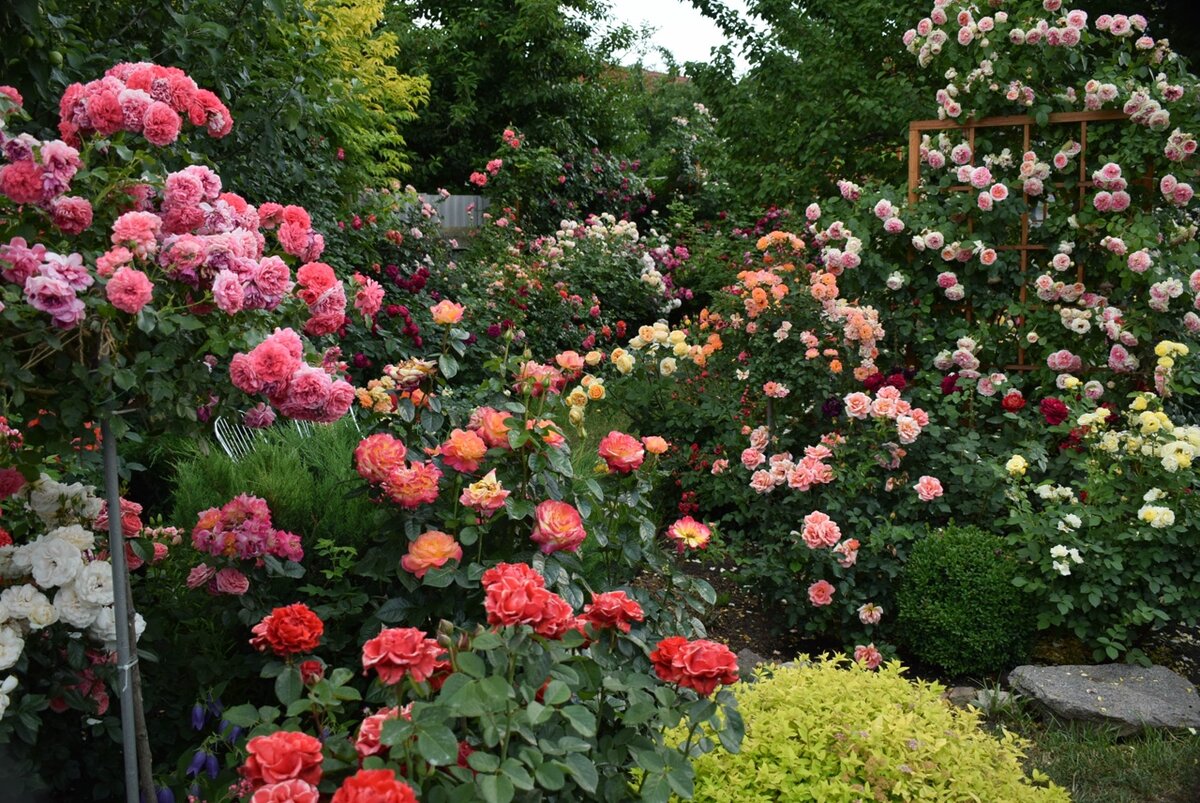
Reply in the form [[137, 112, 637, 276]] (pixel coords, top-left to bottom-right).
[[429, 300, 464, 325], [526, 419, 565, 448], [401, 530, 463, 579], [383, 461, 442, 508], [438, 428, 487, 473], [530, 500, 586, 554]]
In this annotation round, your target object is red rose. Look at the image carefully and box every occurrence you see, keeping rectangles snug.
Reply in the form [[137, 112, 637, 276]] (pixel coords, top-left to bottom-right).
[[863, 372, 885, 392], [650, 637, 739, 696], [361, 627, 442, 685], [249, 604, 324, 657], [940, 373, 961, 395], [1001, 391, 1026, 412], [299, 660, 324, 686], [0, 468, 25, 501], [331, 769, 417, 803], [884, 373, 907, 391], [582, 591, 645, 633], [95, 497, 143, 536], [532, 592, 578, 639], [241, 731, 324, 787], [1040, 397, 1070, 425]]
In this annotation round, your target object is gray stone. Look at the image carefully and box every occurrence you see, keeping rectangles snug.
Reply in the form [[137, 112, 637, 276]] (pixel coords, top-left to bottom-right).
[[1008, 664, 1200, 733], [942, 685, 978, 708], [737, 648, 767, 681]]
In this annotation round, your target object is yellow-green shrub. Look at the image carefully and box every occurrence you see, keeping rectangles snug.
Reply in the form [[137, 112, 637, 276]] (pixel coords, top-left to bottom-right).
[[682, 659, 1068, 802]]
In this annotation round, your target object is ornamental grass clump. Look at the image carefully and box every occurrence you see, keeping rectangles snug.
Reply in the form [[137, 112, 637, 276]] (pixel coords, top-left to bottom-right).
[[684, 659, 1068, 803]]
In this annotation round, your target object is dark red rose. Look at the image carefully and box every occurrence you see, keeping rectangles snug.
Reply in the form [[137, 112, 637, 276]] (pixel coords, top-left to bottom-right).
[[1040, 397, 1070, 425]]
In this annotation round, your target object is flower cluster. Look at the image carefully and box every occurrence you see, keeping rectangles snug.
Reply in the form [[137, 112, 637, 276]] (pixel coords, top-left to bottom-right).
[[189, 494, 303, 595], [230, 328, 355, 423], [481, 562, 579, 639]]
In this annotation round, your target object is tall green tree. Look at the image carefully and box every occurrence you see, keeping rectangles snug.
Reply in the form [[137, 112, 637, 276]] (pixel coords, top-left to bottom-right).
[[385, 0, 641, 190]]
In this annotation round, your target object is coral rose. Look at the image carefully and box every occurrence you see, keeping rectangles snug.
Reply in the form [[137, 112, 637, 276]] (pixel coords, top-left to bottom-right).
[[800, 511, 841, 549], [598, 430, 645, 473], [249, 603, 324, 657], [354, 433, 407, 484], [469, 406, 512, 449], [530, 500, 587, 554], [807, 580, 835, 606], [400, 530, 463, 579], [331, 770, 417, 803], [383, 461, 441, 509], [251, 780, 320, 803], [582, 591, 645, 633], [241, 731, 323, 787], [355, 706, 404, 759], [1001, 391, 1026, 412], [361, 627, 442, 685]]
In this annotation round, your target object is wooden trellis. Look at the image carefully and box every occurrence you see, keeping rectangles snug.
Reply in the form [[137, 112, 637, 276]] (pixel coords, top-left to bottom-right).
[[906, 109, 1133, 369]]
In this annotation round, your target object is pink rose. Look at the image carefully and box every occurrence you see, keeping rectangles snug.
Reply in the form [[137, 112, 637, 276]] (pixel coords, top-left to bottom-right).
[[913, 475, 944, 502], [214, 567, 250, 595], [843, 392, 871, 419]]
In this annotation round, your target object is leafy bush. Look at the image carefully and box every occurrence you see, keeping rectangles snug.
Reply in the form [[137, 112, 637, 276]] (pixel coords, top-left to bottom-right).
[[685, 659, 1068, 803], [896, 526, 1034, 677]]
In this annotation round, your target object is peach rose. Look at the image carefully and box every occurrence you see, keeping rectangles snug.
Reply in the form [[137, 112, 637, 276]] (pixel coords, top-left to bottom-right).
[[641, 436, 669, 455], [913, 475, 943, 502], [843, 391, 871, 419], [430, 300, 464, 325], [400, 530, 463, 579], [459, 470, 510, 515]]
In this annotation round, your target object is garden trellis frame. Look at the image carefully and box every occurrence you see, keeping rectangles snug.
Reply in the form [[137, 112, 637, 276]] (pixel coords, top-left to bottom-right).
[[906, 109, 1133, 370]]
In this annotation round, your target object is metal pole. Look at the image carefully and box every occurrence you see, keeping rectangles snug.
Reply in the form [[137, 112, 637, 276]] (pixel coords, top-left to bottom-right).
[[100, 417, 141, 803]]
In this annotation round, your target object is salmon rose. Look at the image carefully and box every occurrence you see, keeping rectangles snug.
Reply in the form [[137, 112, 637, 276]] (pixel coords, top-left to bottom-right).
[[400, 530, 463, 579]]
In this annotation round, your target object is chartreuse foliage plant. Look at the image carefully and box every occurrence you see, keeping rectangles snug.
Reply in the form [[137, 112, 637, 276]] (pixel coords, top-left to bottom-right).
[[896, 526, 1034, 677], [683, 659, 1068, 803]]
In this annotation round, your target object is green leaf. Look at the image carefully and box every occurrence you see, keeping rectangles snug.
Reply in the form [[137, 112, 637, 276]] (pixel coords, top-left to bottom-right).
[[439, 354, 459, 379], [274, 666, 302, 706], [559, 753, 598, 793], [500, 758, 534, 790], [417, 723, 459, 766], [535, 762, 565, 790], [477, 773, 514, 803], [468, 751, 501, 773], [561, 705, 596, 737], [223, 703, 259, 728], [541, 680, 570, 706], [456, 652, 486, 678]]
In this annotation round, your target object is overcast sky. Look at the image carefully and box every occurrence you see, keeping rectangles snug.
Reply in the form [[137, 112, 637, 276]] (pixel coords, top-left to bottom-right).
[[605, 0, 752, 72]]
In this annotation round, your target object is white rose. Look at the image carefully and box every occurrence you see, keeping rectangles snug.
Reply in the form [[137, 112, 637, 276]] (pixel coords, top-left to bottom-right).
[[89, 606, 117, 646], [0, 627, 23, 671], [0, 675, 18, 720], [74, 561, 114, 606], [54, 585, 101, 629], [48, 525, 96, 552], [29, 537, 83, 589], [1, 584, 47, 619], [26, 601, 58, 631]]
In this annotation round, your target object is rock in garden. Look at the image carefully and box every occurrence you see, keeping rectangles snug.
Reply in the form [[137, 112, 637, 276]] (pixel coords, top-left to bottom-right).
[[942, 686, 978, 708], [1008, 664, 1200, 733], [737, 648, 767, 681]]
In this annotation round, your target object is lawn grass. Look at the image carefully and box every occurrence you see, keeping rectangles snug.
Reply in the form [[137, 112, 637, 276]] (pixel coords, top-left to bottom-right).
[[990, 707, 1200, 802]]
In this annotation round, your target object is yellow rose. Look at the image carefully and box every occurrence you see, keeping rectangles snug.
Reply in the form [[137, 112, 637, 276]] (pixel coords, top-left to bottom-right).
[[615, 354, 635, 374], [659, 357, 677, 376], [673, 341, 690, 357], [1158, 356, 1175, 370], [669, 330, 687, 345], [566, 387, 588, 408], [584, 350, 603, 366], [1130, 395, 1148, 411], [1005, 455, 1028, 477]]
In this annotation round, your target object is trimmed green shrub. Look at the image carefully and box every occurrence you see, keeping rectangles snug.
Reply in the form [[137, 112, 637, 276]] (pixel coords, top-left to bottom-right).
[[170, 418, 383, 549], [897, 526, 1034, 677], [684, 659, 1068, 802]]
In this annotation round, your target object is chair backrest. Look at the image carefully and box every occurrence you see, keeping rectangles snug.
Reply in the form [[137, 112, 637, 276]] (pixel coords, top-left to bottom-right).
[[215, 409, 361, 461], [213, 415, 262, 461]]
